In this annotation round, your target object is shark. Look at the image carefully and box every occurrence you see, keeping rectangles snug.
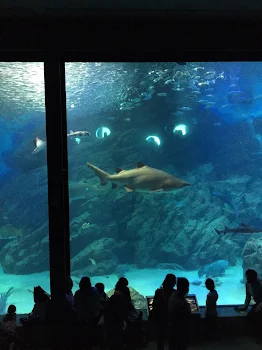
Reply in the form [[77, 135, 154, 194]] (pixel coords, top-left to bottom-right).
[[214, 223, 262, 235], [87, 161, 191, 193], [68, 181, 101, 201]]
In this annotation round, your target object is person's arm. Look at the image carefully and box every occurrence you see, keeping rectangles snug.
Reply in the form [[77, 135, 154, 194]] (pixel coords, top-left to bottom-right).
[[254, 281, 262, 312], [237, 283, 251, 311]]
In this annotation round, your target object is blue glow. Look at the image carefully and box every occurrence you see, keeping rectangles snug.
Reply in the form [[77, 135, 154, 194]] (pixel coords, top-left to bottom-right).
[[173, 124, 188, 136], [96, 127, 111, 139], [146, 135, 161, 146], [75, 137, 81, 144]]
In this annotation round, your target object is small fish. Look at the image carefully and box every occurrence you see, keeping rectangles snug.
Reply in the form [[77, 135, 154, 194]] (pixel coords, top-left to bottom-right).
[[108, 117, 116, 120], [191, 90, 201, 95], [215, 223, 262, 235], [157, 93, 167, 97], [179, 107, 192, 111], [172, 87, 185, 92], [214, 122, 222, 126], [141, 92, 153, 100], [197, 100, 209, 104], [67, 130, 90, 137], [172, 111, 184, 116], [33, 137, 46, 154], [124, 118, 131, 122], [198, 82, 208, 86], [192, 67, 204, 71]]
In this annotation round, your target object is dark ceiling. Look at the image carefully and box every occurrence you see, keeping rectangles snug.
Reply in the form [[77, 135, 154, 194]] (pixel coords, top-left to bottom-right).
[[0, 0, 261, 17]]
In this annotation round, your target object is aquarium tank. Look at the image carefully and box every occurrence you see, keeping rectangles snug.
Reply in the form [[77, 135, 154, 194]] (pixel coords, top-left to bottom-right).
[[1, 61, 262, 314]]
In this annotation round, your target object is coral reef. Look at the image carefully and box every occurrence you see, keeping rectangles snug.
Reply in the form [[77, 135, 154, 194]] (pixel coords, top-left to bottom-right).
[[0, 287, 14, 314]]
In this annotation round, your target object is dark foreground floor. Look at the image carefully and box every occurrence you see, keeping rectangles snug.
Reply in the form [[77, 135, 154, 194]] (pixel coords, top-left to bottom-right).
[[145, 336, 261, 349]]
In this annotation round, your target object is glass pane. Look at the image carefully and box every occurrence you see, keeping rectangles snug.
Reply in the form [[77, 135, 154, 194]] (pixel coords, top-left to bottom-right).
[[66, 62, 261, 307], [0, 63, 49, 314]]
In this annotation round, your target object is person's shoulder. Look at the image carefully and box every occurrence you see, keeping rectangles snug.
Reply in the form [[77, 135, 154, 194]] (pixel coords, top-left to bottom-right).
[[154, 288, 163, 297]]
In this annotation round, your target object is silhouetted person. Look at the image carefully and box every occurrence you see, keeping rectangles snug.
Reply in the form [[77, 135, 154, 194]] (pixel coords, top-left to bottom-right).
[[104, 291, 126, 350], [204, 278, 218, 336], [95, 282, 109, 310], [74, 276, 101, 324], [115, 277, 133, 311], [152, 274, 177, 350], [235, 269, 262, 340], [66, 276, 74, 307], [168, 277, 191, 350], [0, 304, 17, 349], [2, 305, 16, 324]]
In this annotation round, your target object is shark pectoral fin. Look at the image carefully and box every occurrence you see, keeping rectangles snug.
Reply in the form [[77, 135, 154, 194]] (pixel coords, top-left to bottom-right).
[[112, 183, 118, 189], [151, 188, 164, 192], [214, 228, 220, 235], [116, 168, 123, 174], [136, 161, 146, 168], [124, 186, 134, 192]]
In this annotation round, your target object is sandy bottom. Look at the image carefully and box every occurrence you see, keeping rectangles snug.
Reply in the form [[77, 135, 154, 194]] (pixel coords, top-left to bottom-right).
[[0, 262, 245, 314]]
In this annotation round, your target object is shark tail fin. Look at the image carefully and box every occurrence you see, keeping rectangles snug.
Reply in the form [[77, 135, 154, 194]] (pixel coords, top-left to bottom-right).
[[87, 163, 111, 186]]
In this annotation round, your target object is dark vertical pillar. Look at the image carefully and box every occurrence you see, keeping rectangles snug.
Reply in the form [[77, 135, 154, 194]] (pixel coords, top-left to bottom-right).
[[44, 60, 70, 307]]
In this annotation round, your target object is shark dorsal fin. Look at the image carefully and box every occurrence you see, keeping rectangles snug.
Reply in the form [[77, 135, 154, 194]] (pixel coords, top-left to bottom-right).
[[116, 168, 123, 174], [70, 130, 74, 134], [136, 162, 146, 169]]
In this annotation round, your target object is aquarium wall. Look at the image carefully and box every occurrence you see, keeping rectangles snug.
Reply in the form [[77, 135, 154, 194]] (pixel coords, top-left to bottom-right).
[[64, 62, 262, 306], [1, 61, 262, 315], [0, 62, 50, 314]]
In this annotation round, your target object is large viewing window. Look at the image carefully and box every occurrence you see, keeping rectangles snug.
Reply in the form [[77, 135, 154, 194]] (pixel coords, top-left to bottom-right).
[[0, 62, 49, 314], [2, 61, 259, 311], [64, 61, 262, 306]]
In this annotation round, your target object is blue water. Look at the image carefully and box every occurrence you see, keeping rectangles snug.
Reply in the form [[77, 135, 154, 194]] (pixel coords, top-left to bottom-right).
[[1, 61, 262, 314]]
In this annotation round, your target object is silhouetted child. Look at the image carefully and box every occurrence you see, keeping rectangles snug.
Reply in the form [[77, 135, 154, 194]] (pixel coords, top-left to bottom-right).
[[0, 305, 17, 348], [2, 305, 16, 324], [95, 283, 109, 309], [205, 278, 218, 334]]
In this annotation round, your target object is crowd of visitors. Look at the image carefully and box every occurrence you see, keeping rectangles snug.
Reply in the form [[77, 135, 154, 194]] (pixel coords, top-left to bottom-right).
[[0, 268, 261, 349]]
